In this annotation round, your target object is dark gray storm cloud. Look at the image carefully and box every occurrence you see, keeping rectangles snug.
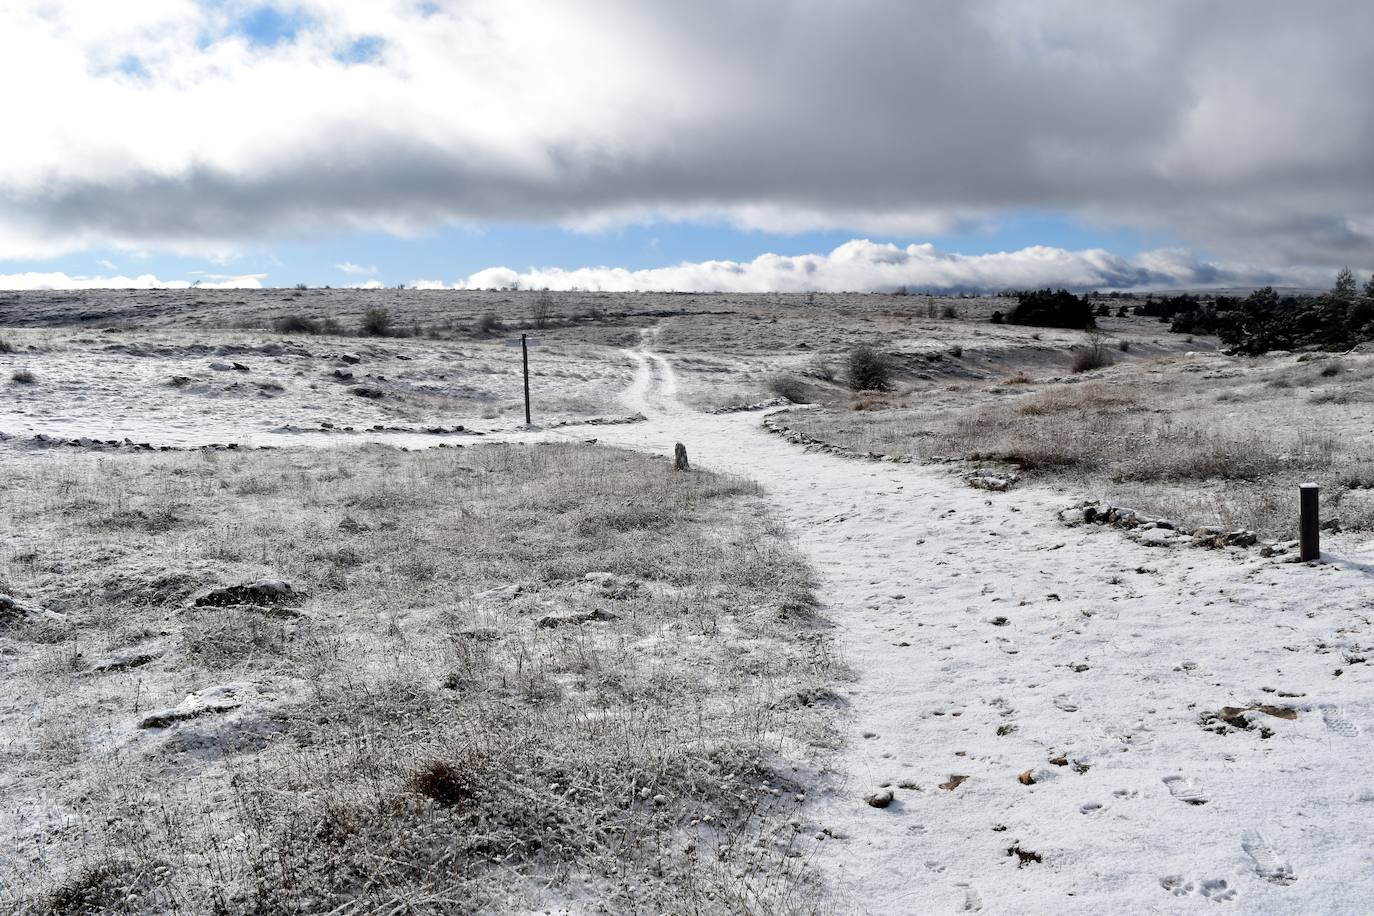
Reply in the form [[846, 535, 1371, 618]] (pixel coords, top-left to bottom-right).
[[1, 0, 1371, 272]]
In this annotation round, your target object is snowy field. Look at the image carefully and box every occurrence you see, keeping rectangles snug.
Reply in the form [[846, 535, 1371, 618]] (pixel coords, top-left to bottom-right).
[[3, 290, 1373, 914]]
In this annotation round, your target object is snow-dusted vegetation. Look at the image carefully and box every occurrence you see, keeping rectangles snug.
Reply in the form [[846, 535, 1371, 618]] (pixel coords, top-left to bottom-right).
[[4, 289, 1374, 913]]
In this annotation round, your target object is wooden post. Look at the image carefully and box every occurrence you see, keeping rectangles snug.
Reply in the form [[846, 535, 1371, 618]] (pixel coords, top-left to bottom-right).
[[521, 333, 532, 426], [1300, 483, 1320, 562], [674, 442, 690, 471]]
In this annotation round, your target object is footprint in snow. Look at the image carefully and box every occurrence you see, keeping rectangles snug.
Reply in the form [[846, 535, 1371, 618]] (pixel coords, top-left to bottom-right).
[[1161, 875, 1195, 897], [1242, 831, 1296, 885], [1053, 695, 1079, 713], [1321, 705, 1360, 737], [1200, 878, 1237, 901], [1161, 876, 1236, 901], [1162, 775, 1208, 805], [954, 883, 983, 912]]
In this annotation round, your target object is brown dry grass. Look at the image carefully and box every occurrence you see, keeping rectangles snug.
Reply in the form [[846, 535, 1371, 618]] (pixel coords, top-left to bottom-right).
[[780, 353, 1374, 538], [0, 442, 835, 915]]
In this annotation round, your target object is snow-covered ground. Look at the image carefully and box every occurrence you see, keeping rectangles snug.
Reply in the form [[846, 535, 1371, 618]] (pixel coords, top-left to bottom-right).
[[5, 316, 1373, 913], [544, 330, 1374, 914], [0, 327, 633, 447]]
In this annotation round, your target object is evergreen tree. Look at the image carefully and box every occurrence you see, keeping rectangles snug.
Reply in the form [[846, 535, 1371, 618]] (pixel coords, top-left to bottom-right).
[[1314, 268, 1358, 348], [1333, 267, 1357, 301]]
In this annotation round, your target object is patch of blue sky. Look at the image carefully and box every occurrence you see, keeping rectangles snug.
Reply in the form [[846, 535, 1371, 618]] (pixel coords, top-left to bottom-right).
[[19, 212, 1185, 288], [114, 55, 150, 79], [335, 35, 385, 65], [194, 2, 316, 50], [236, 4, 314, 47]]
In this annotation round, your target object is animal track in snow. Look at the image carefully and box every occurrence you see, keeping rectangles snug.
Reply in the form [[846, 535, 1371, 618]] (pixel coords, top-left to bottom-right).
[[1161, 875, 1195, 897], [1162, 875, 1238, 901], [1163, 775, 1208, 805], [1053, 695, 1079, 712], [1242, 831, 1296, 885], [954, 883, 983, 912], [1200, 878, 1237, 901], [1322, 705, 1360, 737]]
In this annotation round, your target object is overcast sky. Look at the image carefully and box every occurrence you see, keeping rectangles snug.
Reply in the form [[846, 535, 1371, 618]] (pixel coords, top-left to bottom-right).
[[1, 1, 1370, 291]]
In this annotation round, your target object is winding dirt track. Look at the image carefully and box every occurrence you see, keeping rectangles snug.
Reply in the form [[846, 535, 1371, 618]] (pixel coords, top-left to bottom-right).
[[529, 328, 1374, 915]]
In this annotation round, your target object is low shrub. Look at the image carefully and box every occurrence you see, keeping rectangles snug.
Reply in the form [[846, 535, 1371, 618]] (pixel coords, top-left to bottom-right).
[[360, 307, 393, 337], [11, 368, 35, 384], [409, 760, 477, 806], [769, 373, 812, 403], [1070, 338, 1115, 373], [847, 346, 891, 391], [475, 312, 505, 336], [532, 291, 556, 329], [1007, 289, 1096, 330], [274, 315, 320, 335]]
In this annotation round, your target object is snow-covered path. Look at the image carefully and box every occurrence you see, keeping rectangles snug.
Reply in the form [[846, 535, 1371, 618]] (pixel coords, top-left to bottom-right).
[[10, 327, 1374, 913], [579, 331, 1374, 915]]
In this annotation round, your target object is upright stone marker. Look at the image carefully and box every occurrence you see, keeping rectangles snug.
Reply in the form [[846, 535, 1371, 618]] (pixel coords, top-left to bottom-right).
[[674, 442, 690, 471]]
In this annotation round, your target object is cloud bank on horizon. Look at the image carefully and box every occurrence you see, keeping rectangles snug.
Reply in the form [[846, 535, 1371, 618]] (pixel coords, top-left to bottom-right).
[[0, 1, 1370, 289], [2, 241, 1331, 293], [440, 241, 1328, 293]]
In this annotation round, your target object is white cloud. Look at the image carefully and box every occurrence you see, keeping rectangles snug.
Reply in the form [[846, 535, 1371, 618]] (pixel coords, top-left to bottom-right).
[[0, 272, 264, 290], [348, 278, 385, 289], [335, 261, 377, 275], [448, 240, 1328, 293], [0, 2, 1371, 269]]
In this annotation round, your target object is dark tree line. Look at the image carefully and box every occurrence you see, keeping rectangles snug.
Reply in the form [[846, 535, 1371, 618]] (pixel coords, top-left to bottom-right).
[[1215, 269, 1374, 354], [991, 270, 1374, 354]]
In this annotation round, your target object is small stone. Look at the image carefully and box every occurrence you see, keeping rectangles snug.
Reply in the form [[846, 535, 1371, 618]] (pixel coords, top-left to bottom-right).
[[139, 682, 250, 729], [190, 579, 304, 612], [472, 584, 522, 603], [536, 608, 619, 629], [864, 788, 895, 808]]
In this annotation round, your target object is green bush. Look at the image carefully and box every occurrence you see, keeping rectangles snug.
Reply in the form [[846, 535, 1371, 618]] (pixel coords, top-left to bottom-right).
[[1006, 289, 1096, 330], [1216, 270, 1374, 354], [847, 346, 891, 391], [360, 307, 393, 337]]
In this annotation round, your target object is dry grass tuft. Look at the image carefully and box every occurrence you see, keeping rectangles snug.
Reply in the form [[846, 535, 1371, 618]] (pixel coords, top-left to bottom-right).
[[1069, 337, 1115, 373], [0, 443, 834, 914], [782, 352, 1374, 538]]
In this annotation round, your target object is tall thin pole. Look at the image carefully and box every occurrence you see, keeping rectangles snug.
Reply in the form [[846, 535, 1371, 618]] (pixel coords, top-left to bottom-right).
[[1300, 483, 1320, 562], [522, 333, 532, 426]]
